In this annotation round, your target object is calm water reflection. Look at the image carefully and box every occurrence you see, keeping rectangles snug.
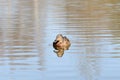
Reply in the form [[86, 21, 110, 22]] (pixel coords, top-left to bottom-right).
[[0, 0, 120, 80]]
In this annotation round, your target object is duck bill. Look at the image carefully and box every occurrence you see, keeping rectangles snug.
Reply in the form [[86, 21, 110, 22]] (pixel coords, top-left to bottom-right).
[[53, 40, 59, 44]]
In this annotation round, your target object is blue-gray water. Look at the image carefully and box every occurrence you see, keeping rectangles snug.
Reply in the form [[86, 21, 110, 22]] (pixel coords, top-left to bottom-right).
[[0, 0, 120, 80]]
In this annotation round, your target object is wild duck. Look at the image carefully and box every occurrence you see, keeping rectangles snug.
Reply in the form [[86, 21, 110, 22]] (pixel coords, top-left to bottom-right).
[[53, 34, 71, 57]]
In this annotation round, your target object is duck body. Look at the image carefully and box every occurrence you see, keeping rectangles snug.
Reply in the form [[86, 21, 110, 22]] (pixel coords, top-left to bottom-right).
[[53, 34, 71, 57]]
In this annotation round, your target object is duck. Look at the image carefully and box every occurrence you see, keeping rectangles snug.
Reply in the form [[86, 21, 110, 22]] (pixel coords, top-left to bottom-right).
[[53, 34, 71, 57]]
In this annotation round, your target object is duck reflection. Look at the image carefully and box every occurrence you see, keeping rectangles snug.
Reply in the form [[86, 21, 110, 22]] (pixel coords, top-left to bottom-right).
[[53, 34, 71, 57]]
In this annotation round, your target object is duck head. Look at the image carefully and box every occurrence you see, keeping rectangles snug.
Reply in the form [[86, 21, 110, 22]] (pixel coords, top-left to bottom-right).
[[53, 34, 64, 50], [55, 34, 63, 42]]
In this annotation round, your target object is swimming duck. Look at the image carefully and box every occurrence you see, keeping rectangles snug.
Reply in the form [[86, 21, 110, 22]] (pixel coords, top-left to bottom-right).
[[53, 34, 71, 57]]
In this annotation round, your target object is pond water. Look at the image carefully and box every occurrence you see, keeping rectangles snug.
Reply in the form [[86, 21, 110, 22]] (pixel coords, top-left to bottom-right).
[[0, 0, 120, 80]]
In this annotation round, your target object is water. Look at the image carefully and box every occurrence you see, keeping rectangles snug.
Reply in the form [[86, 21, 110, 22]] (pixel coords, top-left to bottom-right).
[[0, 0, 120, 80]]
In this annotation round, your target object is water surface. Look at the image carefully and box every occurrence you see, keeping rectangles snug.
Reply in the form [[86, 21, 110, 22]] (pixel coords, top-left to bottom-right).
[[0, 0, 120, 80]]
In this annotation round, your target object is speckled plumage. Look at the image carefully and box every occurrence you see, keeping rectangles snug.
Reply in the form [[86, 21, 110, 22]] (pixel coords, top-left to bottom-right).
[[53, 34, 71, 57]]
